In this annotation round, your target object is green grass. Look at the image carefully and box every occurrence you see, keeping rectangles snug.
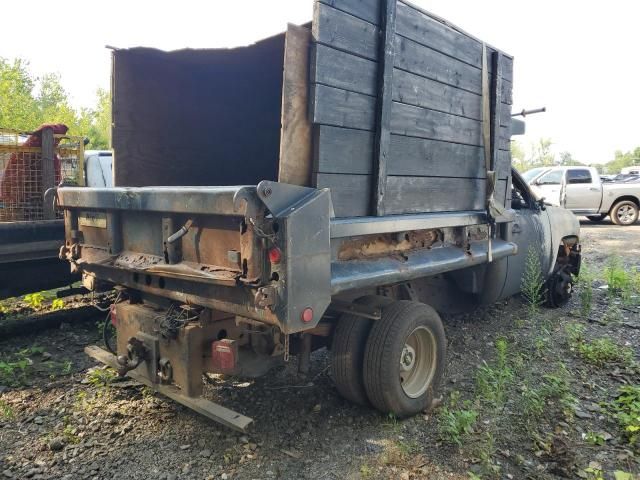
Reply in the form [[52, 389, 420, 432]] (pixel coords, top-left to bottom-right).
[[0, 346, 73, 386], [577, 262, 594, 318], [438, 391, 479, 446], [476, 338, 515, 408], [0, 399, 14, 419], [606, 385, 640, 450], [520, 366, 575, 424], [51, 298, 65, 311], [521, 246, 545, 316], [0, 357, 31, 387], [583, 431, 606, 446], [604, 257, 638, 305], [566, 322, 633, 367], [86, 367, 117, 388], [23, 292, 45, 309]]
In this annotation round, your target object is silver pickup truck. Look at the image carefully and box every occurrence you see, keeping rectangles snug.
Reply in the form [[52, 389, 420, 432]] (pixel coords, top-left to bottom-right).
[[524, 166, 640, 225]]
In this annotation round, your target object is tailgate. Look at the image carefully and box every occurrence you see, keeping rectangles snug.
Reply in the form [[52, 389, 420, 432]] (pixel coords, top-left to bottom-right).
[[56, 183, 333, 333]]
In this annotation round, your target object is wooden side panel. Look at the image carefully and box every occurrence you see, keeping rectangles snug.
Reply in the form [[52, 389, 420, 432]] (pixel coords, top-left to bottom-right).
[[310, 0, 515, 217], [395, 2, 513, 82], [316, 173, 494, 217], [314, 173, 371, 217], [318, 0, 380, 25], [313, 126, 511, 178], [278, 24, 313, 186], [313, 2, 379, 61]]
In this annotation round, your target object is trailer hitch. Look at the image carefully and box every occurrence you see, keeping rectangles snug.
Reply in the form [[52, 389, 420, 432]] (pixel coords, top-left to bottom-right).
[[116, 337, 147, 376]]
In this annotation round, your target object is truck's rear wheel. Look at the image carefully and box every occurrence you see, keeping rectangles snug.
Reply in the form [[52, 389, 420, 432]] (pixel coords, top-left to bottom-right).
[[586, 214, 607, 222], [610, 200, 639, 226], [363, 301, 446, 417], [545, 268, 573, 308], [331, 295, 392, 406]]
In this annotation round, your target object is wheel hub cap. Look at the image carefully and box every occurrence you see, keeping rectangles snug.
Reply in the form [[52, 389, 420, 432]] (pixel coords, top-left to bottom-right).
[[399, 326, 437, 399], [401, 345, 416, 371], [618, 205, 634, 224]]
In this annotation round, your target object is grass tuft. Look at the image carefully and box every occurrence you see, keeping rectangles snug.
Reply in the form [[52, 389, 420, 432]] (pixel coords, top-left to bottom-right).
[[438, 391, 479, 446], [521, 247, 545, 316]]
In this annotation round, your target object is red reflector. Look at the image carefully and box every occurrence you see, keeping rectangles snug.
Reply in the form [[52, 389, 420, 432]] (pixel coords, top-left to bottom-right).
[[109, 304, 117, 326], [211, 339, 238, 375], [302, 307, 313, 323], [268, 247, 282, 264]]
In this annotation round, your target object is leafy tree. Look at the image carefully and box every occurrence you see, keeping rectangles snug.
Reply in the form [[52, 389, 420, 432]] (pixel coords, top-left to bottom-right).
[[0, 56, 110, 148], [559, 151, 585, 166], [511, 140, 527, 172], [0, 58, 39, 130], [530, 138, 555, 167], [603, 147, 640, 174], [86, 88, 111, 149]]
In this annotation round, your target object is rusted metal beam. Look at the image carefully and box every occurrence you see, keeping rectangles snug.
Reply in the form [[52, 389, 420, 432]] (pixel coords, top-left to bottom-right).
[[85, 345, 254, 432]]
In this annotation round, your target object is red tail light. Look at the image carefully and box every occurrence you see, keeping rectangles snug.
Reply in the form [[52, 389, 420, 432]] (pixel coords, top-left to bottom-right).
[[268, 247, 282, 264], [302, 307, 313, 323], [109, 304, 118, 326]]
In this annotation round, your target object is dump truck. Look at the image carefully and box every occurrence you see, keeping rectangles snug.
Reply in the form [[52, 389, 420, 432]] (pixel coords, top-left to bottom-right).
[[56, 0, 581, 431]]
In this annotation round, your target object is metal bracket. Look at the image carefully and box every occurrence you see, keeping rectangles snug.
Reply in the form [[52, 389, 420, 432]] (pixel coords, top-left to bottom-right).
[[256, 181, 334, 218], [254, 286, 277, 309]]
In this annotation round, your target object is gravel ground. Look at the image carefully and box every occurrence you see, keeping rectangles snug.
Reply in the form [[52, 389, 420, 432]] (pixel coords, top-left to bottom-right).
[[0, 219, 639, 480]]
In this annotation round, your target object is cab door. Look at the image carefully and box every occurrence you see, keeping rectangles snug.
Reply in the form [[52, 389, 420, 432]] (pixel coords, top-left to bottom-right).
[[499, 172, 554, 299], [530, 169, 564, 206], [563, 168, 602, 214]]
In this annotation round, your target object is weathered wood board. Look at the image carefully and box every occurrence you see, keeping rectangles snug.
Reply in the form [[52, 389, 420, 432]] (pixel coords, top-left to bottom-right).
[[315, 173, 509, 217], [311, 0, 515, 217], [278, 24, 313, 186]]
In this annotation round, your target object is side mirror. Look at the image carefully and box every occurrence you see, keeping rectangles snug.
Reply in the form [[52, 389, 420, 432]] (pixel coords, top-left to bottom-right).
[[537, 198, 546, 211]]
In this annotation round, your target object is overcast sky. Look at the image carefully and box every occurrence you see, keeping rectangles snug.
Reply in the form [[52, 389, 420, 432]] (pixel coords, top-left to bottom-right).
[[1, 0, 638, 164]]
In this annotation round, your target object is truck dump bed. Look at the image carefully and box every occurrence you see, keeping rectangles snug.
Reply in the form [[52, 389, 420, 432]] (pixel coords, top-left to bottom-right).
[[58, 0, 519, 334], [110, 0, 514, 218]]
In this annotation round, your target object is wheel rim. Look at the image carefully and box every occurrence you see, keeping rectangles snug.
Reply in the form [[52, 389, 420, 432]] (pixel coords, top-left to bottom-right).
[[616, 205, 635, 224], [399, 326, 437, 398]]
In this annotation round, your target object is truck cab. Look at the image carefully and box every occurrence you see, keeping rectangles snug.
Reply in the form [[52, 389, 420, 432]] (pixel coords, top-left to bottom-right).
[[525, 166, 640, 225], [527, 166, 602, 214]]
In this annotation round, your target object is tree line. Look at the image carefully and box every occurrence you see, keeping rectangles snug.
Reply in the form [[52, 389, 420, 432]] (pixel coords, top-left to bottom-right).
[[0, 57, 110, 149], [512, 139, 640, 175]]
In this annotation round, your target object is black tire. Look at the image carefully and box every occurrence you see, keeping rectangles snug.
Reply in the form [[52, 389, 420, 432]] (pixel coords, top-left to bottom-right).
[[545, 268, 573, 308], [331, 295, 393, 406], [610, 200, 639, 226], [363, 301, 446, 417], [586, 214, 607, 222]]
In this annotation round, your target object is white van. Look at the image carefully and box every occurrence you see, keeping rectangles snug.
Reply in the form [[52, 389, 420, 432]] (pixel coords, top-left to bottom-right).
[[85, 150, 113, 188]]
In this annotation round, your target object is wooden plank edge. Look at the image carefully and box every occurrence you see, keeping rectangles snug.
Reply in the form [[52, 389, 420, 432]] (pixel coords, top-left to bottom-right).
[[0, 306, 100, 339]]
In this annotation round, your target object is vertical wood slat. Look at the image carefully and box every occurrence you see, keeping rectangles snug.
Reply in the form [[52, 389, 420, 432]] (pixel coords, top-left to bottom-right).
[[41, 127, 56, 220], [372, 0, 397, 216], [490, 52, 503, 175], [490, 52, 504, 206], [278, 24, 313, 186]]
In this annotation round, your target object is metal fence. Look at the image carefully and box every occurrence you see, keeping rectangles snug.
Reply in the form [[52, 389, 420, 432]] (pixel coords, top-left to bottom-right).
[[0, 128, 84, 222]]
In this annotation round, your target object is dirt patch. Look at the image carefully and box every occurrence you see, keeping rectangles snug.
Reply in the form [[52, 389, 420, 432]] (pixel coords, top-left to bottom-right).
[[0, 220, 639, 479]]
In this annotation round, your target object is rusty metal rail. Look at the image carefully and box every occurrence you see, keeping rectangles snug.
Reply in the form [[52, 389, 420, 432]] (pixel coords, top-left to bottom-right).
[[85, 345, 254, 432]]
